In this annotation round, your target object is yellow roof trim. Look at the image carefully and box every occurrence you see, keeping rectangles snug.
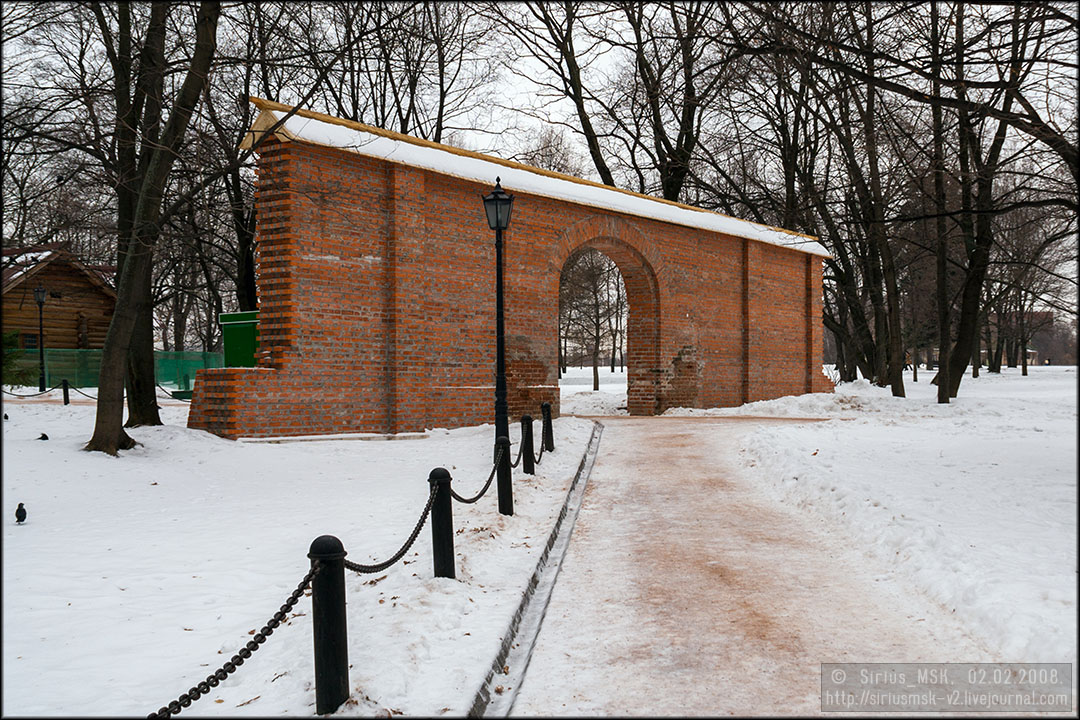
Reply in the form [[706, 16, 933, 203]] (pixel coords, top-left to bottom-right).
[[239, 108, 299, 150]]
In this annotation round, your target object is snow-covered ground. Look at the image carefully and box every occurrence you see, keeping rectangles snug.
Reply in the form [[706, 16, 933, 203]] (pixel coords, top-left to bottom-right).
[[1, 392, 594, 716], [4, 364, 1076, 715], [563, 363, 1077, 665], [559, 365, 627, 416], [665, 365, 1078, 666]]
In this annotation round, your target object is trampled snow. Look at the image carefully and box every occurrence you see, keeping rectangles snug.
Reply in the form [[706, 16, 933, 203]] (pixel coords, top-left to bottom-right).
[[665, 365, 1078, 666], [562, 363, 1076, 670]]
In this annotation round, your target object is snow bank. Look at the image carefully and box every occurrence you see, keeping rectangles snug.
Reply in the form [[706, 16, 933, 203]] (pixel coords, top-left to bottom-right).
[[559, 366, 628, 416], [714, 366, 1078, 664]]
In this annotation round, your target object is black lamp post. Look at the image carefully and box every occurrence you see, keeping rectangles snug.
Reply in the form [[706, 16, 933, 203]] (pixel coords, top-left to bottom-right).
[[482, 177, 515, 516], [33, 285, 46, 391]]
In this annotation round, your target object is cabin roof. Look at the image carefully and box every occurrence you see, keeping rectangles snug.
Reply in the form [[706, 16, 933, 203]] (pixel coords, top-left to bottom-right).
[[2, 245, 117, 299]]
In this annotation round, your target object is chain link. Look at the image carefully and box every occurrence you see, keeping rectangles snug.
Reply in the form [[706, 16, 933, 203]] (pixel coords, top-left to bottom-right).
[[71, 385, 99, 400], [344, 485, 438, 574], [1, 382, 65, 398], [533, 437, 545, 465], [450, 444, 503, 504], [148, 563, 321, 719], [508, 440, 523, 468], [157, 383, 192, 402], [4, 384, 183, 403]]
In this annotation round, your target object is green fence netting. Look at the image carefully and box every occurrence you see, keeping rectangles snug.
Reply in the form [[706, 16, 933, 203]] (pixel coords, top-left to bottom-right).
[[7, 349, 223, 389]]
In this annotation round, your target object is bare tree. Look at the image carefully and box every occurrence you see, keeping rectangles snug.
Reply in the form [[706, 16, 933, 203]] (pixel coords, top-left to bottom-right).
[[560, 249, 626, 390]]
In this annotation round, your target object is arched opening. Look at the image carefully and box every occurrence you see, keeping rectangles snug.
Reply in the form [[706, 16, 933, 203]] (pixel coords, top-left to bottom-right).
[[556, 237, 660, 416]]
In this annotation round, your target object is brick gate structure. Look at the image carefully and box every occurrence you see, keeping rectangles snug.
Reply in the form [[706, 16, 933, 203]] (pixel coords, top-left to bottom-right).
[[187, 99, 832, 440]]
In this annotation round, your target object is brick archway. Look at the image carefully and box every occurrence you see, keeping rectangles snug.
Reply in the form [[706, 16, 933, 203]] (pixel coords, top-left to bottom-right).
[[188, 102, 831, 440], [554, 218, 662, 415]]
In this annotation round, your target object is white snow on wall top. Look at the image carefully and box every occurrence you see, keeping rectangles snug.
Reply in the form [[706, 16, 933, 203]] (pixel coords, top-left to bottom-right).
[[252, 102, 830, 257]]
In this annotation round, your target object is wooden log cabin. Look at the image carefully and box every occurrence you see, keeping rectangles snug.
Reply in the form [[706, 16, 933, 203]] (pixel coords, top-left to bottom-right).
[[2, 244, 116, 351]]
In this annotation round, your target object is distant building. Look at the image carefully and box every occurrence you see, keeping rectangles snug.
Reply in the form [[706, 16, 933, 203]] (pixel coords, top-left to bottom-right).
[[2, 244, 116, 350]]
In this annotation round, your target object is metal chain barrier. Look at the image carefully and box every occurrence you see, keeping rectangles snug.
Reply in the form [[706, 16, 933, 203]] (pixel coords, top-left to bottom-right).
[[4, 384, 187, 403], [533, 437, 545, 465], [156, 382, 192, 403], [450, 444, 504, 504], [508, 440, 523, 468], [343, 485, 438, 574], [71, 386, 99, 400], [17, 384, 188, 402], [2, 382, 65, 398], [148, 563, 321, 719]]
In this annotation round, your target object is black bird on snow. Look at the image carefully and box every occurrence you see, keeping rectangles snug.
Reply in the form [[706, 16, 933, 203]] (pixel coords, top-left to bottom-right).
[[38, 433, 48, 440], [15, 503, 27, 524]]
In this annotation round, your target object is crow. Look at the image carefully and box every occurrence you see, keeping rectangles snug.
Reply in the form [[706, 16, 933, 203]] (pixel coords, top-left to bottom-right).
[[15, 503, 26, 524]]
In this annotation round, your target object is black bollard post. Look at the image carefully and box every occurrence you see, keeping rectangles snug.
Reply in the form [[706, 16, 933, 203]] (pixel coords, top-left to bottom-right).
[[62, 379, 70, 405], [495, 435, 513, 516], [541, 402, 555, 452], [521, 415, 535, 475], [307, 535, 349, 715], [428, 468, 456, 578]]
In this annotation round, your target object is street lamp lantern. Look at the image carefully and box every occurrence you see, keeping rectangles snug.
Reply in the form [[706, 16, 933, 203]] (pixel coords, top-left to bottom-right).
[[33, 285, 46, 391], [482, 177, 514, 230], [481, 177, 515, 516]]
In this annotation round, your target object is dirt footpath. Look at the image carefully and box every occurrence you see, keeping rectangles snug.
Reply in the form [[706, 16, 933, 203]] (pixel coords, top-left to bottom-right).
[[512, 417, 998, 716]]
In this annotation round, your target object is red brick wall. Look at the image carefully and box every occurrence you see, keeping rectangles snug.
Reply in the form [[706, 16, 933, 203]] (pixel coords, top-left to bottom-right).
[[188, 138, 831, 439]]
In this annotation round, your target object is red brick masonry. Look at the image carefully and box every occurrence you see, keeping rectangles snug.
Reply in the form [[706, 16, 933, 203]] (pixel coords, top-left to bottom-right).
[[188, 128, 832, 439]]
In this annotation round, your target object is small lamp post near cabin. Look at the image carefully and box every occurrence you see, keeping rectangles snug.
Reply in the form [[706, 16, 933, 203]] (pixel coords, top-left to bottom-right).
[[33, 285, 46, 391], [482, 177, 515, 516]]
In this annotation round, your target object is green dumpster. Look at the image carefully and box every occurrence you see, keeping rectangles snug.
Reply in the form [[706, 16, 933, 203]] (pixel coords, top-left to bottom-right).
[[220, 310, 259, 367]]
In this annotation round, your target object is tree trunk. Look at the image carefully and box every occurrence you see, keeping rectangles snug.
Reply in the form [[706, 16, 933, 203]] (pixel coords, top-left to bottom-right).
[[860, 4, 904, 397], [1020, 325, 1028, 375], [946, 2, 1021, 398], [971, 314, 980, 378], [88, 242, 155, 452], [228, 172, 259, 312], [172, 292, 188, 352], [990, 333, 1004, 373], [86, 1, 220, 454], [125, 268, 162, 427], [930, 0, 950, 403], [591, 346, 600, 391]]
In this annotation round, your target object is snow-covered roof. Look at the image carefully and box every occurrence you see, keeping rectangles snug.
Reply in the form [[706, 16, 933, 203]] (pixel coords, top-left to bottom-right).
[[1, 244, 116, 297], [244, 98, 830, 258], [2, 249, 54, 288]]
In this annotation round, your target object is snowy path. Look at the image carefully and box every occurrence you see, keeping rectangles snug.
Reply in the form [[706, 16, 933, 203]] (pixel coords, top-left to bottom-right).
[[512, 417, 999, 716]]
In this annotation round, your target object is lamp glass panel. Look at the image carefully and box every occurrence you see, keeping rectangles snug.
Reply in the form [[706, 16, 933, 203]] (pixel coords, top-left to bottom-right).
[[497, 197, 513, 229]]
